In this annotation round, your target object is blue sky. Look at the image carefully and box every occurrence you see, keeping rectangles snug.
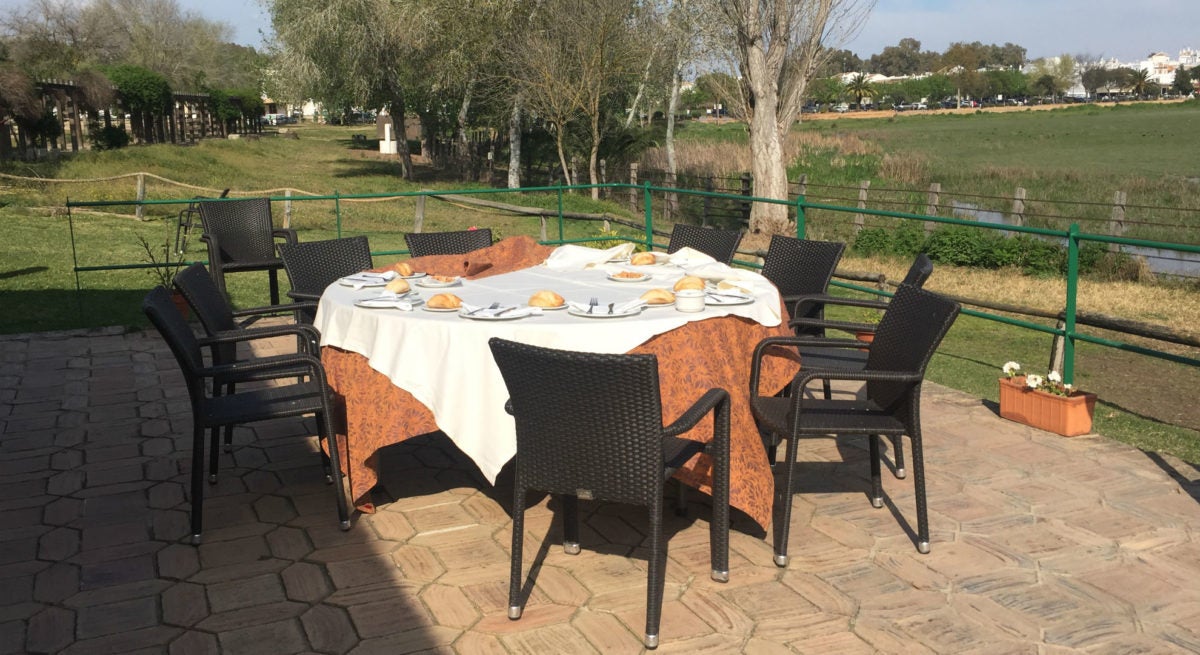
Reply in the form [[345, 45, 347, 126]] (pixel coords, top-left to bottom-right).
[[187, 0, 1197, 64]]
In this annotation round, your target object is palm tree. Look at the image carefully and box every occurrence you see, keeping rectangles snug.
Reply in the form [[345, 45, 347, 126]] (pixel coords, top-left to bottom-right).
[[844, 73, 875, 109], [1129, 69, 1152, 99]]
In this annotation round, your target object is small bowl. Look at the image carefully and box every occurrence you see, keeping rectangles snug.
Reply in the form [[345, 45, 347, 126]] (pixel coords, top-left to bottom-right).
[[674, 289, 705, 313]]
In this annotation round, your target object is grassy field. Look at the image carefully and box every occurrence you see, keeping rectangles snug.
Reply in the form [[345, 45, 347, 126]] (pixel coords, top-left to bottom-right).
[[1, 116, 1198, 465]]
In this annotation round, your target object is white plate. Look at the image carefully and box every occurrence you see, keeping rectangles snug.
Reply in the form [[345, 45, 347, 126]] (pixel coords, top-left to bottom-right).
[[643, 300, 675, 308], [355, 297, 423, 309], [568, 306, 644, 319], [533, 303, 568, 311], [705, 293, 754, 306], [338, 277, 388, 288], [458, 308, 528, 321], [416, 276, 461, 288], [421, 305, 462, 312], [397, 271, 426, 279], [607, 272, 651, 283]]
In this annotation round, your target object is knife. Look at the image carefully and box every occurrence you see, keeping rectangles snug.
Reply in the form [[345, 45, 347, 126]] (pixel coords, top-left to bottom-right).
[[494, 306, 517, 317]]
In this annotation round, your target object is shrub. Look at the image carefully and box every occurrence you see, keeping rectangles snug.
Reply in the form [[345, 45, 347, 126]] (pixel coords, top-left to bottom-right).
[[89, 126, 130, 151], [852, 227, 893, 256]]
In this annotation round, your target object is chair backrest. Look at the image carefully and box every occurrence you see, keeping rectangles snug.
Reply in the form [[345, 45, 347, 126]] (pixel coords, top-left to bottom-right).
[[279, 236, 374, 297], [865, 284, 960, 409], [488, 338, 666, 507], [173, 263, 239, 335], [198, 197, 278, 263], [901, 253, 934, 288], [760, 235, 846, 300], [667, 224, 743, 264], [143, 285, 207, 403], [404, 228, 493, 258]]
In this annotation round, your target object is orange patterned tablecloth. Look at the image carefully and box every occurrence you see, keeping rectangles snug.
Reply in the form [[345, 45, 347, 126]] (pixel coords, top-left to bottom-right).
[[321, 236, 796, 530]]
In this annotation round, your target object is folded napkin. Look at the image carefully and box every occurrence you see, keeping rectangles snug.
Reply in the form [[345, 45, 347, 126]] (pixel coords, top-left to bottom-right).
[[543, 243, 637, 271], [460, 302, 540, 318], [357, 291, 417, 310], [344, 270, 399, 290], [686, 262, 771, 287], [667, 247, 718, 268], [704, 290, 753, 304]]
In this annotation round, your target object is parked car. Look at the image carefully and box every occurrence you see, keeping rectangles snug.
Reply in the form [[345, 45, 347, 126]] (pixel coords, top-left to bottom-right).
[[833, 103, 849, 113]]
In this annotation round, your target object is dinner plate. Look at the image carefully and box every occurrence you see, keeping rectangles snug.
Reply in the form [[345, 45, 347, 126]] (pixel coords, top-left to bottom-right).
[[643, 300, 675, 308], [416, 276, 461, 288], [535, 303, 568, 311], [397, 271, 427, 279], [458, 308, 528, 321], [705, 293, 754, 306], [568, 306, 644, 318], [421, 305, 462, 312], [338, 277, 388, 288], [606, 272, 651, 283], [355, 297, 423, 309]]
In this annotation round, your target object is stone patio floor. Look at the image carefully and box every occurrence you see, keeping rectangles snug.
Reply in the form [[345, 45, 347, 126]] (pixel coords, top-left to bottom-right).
[[3, 325, 1200, 654]]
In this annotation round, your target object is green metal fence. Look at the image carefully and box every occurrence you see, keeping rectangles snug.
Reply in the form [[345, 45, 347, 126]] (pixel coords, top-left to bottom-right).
[[66, 181, 1200, 384]]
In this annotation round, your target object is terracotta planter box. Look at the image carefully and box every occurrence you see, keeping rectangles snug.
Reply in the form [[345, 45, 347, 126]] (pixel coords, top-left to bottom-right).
[[854, 331, 875, 352], [998, 376, 1097, 437]]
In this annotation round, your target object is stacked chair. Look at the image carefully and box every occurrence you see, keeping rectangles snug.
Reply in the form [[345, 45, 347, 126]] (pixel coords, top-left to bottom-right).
[[404, 228, 493, 257], [666, 223, 744, 265]]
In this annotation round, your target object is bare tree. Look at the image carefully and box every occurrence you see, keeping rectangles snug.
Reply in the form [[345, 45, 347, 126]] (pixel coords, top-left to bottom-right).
[[709, 0, 874, 235]]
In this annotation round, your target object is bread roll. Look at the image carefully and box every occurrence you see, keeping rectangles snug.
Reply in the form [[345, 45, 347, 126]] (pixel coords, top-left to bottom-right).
[[640, 288, 675, 305], [395, 261, 414, 276], [430, 274, 458, 283], [384, 278, 411, 294], [630, 252, 657, 266], [528, 290, 565, 308], [673, 276, 705, 291], [426, 293, 462, 309]]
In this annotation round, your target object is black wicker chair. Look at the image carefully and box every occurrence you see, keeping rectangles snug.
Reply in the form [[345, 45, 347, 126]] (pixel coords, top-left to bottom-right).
[[749, 284, 960, 562], [666, 224, 743, 264], [198, 197, 297, 305], [173, 263, 321, 457], [785, 253, 935, 478], [143, 286, 350, 544], [759, 235, 846, 321], [278, 236, 374, 324], [174, 188, 229, 255], [404, 228, 493, 257], [488, 338, 731, 649]]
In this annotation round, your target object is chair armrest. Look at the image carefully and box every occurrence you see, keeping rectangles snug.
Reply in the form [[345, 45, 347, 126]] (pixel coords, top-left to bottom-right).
[[790, 368, 922, 394], [199, 323, 320, 353], [273, 228, 298, 246], [662, 388, 730, 438], [749, 336, 865, 396], [788, 316, 877, 335], [791, 293, 889, 319], [199, 352, 325, 381], [287, 290, 323, 302]]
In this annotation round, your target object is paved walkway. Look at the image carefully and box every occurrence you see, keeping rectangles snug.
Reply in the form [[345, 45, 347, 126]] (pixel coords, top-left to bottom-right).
[[3, 325, 1200, 654]]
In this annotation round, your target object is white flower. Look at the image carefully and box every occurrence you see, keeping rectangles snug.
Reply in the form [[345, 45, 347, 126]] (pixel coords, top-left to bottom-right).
[[1025, 374, 1043, 389], [1064, 383, 1073, 392], [1047, 371, 1062, 383], [1002, 361, 1021, 376]]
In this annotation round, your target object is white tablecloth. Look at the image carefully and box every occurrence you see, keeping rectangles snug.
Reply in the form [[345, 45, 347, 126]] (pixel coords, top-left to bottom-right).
[[314, 263, 782, 483]]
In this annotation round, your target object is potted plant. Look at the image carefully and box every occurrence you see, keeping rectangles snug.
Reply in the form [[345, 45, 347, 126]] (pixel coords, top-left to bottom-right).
[[998, 362, 1097, 437], [137, 234, 188, 316], [850, 307, 884, 350]]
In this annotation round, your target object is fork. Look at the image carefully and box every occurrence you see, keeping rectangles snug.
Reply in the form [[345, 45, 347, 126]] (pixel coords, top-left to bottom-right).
[[468, 301, 500, 316], [588, 297, 598, 314]]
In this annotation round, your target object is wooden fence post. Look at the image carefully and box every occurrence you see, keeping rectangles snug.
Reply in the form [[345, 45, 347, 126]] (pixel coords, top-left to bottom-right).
[[666, 171, 677, 221], [1049, 318, 1067, 374], [599, 159, 607, 199], [629, 163, 638, 214], [854, 180, 870, 232], [925, 182, 941, 234], [414, 194, 425, 233], [569, 157, 579, 193], [796, 174, 808, 197], [283, 189, 292, 229], [1109, 190, 1127, 253], [136, 173, 145, 221], [1010, 187, 1027, 226]]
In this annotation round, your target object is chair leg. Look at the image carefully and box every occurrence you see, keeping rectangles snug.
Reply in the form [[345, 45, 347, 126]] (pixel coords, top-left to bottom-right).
[[208, 426, 221, 484], [561, 494, 580, 555], [911, 430, 930, 554], [222, 382, 236, 452], [509, 486, 526, 620], [674, 479, 688, 517], [644, 500, 666, 649], [868, 435, 884, 508], [268, 268, 280, 305], [773, 436, 801, 567], [190, 424, 206, 544], [890, 435, 906, 479], [709, 410, 730, 583], [822, 380, 832, 400], [319, 413, 351, 531]]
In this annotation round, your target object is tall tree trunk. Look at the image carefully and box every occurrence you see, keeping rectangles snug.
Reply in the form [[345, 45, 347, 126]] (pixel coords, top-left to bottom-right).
[[456, 77, 475, 154], [665, 55, 683, 218], [588, 102, 601, 200], [507, 98, 522, 189], [554, 124, 572, 187], [391, 91, 414, 180], [746, 79, 790, 234], [624, 52, 656, 129]]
